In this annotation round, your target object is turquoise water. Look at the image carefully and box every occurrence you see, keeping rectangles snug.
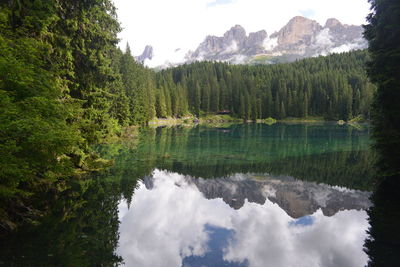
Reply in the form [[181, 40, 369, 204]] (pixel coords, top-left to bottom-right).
[[1, 123, 375, 267], [100, 122, 375, 190]]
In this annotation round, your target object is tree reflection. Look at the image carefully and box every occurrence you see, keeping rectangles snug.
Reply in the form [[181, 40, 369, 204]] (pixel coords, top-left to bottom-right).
[[0, 176, 125, 266], [364, 175, 400, 266], [112, 124, 375, 191]]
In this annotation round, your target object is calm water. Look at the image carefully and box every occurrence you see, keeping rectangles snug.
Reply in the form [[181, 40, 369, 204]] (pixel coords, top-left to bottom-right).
[[1, 123, 376, 267]]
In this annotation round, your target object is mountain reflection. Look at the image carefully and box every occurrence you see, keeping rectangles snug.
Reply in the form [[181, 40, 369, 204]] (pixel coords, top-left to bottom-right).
[[117, 169, 370, 267], [143, 172, 371, 217]]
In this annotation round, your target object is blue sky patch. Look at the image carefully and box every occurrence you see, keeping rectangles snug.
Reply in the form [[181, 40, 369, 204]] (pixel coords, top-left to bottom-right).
[[182, 224, 248, 267], [299, 9, 316, 18], [207, 0, 236, 8], [290, 215, 314, 226]]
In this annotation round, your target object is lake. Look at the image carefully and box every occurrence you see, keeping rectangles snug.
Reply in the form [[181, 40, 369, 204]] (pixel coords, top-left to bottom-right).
[[0, 123, 376, 267]]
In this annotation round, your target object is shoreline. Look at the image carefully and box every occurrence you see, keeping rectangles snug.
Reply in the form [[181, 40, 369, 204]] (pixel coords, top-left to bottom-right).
[[147, 115, 368, 127]]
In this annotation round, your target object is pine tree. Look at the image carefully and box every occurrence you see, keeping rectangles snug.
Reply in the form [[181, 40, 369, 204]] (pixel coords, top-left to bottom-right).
[[155, 88, 167, 118], [364, 0, 400, 176], [194, 82, 201, 117], [58, 0, 123, 142]]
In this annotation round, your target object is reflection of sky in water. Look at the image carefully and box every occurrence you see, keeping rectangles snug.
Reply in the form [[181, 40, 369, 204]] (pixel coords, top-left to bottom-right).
[[290, 216, 314, 226], [182, 224, 248, 267], [117, 170, 369, 267]]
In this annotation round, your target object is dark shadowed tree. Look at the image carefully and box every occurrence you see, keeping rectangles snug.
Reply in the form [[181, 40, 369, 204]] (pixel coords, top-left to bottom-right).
[[364, 0, 400, 176], [363, 0, 400, 266]]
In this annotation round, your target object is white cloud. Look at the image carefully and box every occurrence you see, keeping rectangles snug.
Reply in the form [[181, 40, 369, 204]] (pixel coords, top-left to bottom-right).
[[315, 28, 334, 47], [116, 170, 370, 267], [330, 42, 365, 54], [263, 37, 278, 51], [231, 54, 248, 64], [223, 40, 239, 54], [117, 170, 232, 267], [113, 0, 370, 66]]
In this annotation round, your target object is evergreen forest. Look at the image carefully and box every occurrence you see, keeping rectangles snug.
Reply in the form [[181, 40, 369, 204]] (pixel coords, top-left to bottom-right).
[[157, 52, 375, 121]]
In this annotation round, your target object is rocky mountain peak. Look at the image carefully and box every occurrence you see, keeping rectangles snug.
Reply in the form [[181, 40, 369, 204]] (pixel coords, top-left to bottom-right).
[[245, 30, 268, 54], [223, 24, 247, 41], [325, 18, 342, 28], [156, 16, 367, 67], [136, 45, 153, 63], [272, 16, 322, 46], [248, 30, 267, 44]]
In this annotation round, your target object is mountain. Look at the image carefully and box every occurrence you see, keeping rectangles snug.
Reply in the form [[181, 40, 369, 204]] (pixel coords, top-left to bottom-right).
[[184, 16, 366, 65], [135, 45, 154, 63]]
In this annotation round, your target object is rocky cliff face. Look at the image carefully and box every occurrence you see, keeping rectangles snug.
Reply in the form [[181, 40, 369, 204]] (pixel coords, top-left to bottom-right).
[[189, 25, 251, 62], [184, 16, 367, 64], [135, 45, 154, 63], [272, 16, 322, 47]]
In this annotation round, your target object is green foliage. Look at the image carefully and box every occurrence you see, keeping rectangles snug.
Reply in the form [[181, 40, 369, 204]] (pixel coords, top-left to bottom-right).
[[0, 0, 126, 232], [159, 50, 376, 121], [118, 43, 156, 125], [363, 1, 400, 264], [55, 0, 125, 143], [0, 5, 83, 230], [262, 117, 277, 124], [364, 0, 400, 176]]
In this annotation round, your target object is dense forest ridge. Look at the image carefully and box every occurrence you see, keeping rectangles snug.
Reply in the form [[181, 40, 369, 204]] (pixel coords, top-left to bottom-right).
[[0, 0, 373, 232], [154, 50, 374, 122], [144, 16, 367, 68]]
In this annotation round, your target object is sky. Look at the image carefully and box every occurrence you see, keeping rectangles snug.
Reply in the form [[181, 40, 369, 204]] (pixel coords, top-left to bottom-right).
[[113, 0, 371, 66]]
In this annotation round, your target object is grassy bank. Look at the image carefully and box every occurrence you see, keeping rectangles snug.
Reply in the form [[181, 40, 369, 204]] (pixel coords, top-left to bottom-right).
[[278, 116, 325, 123], [148, 114, 242, 127]]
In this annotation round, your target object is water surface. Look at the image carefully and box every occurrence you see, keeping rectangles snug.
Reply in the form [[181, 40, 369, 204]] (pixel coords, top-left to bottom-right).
[[0, 123, 375, 267]]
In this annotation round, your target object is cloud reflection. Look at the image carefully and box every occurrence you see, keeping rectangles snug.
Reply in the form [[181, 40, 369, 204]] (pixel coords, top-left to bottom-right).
[[117, 170, 369, 267]]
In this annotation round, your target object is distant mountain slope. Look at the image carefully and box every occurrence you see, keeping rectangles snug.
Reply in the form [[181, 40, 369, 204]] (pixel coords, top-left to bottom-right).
[[135, 45, 154, 63], [143, 16, 367, 67], [185, 16, 366, 64]]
